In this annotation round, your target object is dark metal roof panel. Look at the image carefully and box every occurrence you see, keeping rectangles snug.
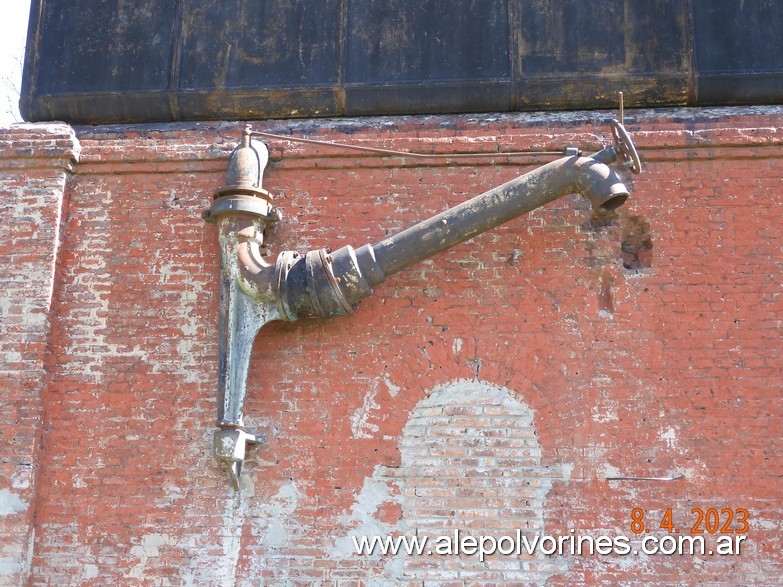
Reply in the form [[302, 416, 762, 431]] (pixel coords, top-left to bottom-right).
[[19, 0, 783, 124]]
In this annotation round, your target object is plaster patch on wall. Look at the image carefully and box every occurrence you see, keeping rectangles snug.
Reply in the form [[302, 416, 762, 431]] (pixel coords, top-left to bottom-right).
[[10, 466, 31, 491], [677, 464, 704, 482], [126, 533, 174, 583], [591, 401, 619, 423], [602, 462, 624, 481], [261, 480, 301, 549], [0, 489, 28, 515], [218, 476, 254, 586], [152, 255, 211, 385], [242, 479, 312, 583], [330, 472, 402, 559], [24, 529, 34, 581], [64, 190, 148, 382], [659, 427, 678, 449], [155, 483, 186, 508], [82, 564, 99, 579], [0, 558, 23, 578]]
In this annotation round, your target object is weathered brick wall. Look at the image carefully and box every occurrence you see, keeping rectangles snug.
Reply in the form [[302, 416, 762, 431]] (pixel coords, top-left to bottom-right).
[[1, 108, 781, 585], [0, 124, 79, 585]]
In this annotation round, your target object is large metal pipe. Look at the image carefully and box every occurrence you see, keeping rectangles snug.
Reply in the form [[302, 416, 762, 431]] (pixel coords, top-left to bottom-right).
[[280, 146, 631, 320], [205, 121, 641, 489]]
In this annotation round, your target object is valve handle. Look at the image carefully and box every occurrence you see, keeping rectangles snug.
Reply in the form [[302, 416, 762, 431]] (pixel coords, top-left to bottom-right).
[[610, 119, 642, 175]]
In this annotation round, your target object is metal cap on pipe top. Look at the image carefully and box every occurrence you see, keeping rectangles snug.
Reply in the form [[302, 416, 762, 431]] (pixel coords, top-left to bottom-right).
[[208, 127, 278, 222], [214, 126, 272, 201]]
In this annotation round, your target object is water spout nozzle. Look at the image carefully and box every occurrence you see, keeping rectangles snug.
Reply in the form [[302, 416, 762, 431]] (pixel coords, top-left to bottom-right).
[[216, 126, 271, 199], [580, 160, 630, 214], [580, 119, 641, 214]]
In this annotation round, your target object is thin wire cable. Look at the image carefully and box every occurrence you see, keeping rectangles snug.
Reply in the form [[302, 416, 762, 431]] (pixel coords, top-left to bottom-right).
[[250, 130, 568, 159]]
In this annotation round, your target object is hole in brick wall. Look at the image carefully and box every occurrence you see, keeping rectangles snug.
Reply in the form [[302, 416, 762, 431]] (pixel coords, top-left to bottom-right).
[[586, 208, 620, 231], [621, 216, 653, 270], [581, 209, 621, 269]]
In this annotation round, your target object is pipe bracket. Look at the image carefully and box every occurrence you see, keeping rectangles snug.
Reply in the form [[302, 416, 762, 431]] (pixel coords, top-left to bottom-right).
[[214, 428, 264, 491]]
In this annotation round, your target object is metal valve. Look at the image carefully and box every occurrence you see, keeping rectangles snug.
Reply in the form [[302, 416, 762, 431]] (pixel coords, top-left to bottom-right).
[[610, 119, 642, 175]]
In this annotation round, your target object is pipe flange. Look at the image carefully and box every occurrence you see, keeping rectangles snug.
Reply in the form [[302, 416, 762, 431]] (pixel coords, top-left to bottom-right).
[[205, 194, 280, 224], [275, 250, 300, 321], [610, 120, 642, 175], [214, 185, 273, 201]]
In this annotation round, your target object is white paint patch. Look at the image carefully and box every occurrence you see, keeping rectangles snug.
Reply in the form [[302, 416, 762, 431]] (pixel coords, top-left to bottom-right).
[[0, 489, 28, 515], [11, 466, 31, 490], [384, 374, 401, 398], [376, 379, 568, 583], [350, 385, 381, 439], [0, 557, 22, 577], [659, 427, 678, 449], [155, 483, 186, 507], [217, 475, 254, 586], [63, 191, 149, 382], [24, 528, 34, 580], [591, 403, 619, 423], [602, 462, 624, 481], [677, 465, 702, 481], [83, 564, 99, 579], [262, 480, 300, 550], [452, 337, 463, 354], [151, 255, 211, 385]]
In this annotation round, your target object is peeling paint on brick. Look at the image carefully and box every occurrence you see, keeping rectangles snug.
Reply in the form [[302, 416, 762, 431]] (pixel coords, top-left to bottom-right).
[[374, 380, 568, 584], [126, 533, 174, 583]]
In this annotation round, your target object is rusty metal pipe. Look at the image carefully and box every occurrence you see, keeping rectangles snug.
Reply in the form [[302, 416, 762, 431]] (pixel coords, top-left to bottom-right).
[[205, 122, 641, 489], [374, 153, 627, 275]]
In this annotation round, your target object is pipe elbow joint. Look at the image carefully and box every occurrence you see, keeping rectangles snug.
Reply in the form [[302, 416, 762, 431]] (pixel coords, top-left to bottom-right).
[[235, 240, 278, 302], [276, 243, 386, 320]]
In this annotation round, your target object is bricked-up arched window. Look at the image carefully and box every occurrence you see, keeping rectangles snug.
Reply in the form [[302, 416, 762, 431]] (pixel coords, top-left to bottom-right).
[[377, 380, 567, 583]]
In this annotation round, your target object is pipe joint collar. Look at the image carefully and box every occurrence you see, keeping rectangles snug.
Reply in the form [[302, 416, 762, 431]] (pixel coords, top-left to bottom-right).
[[304, 248, 356, 318]]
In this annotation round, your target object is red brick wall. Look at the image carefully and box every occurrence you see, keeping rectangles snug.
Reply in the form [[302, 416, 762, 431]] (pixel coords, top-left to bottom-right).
[[1, 108, 781, 585], [0, 124, 78, 586]]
